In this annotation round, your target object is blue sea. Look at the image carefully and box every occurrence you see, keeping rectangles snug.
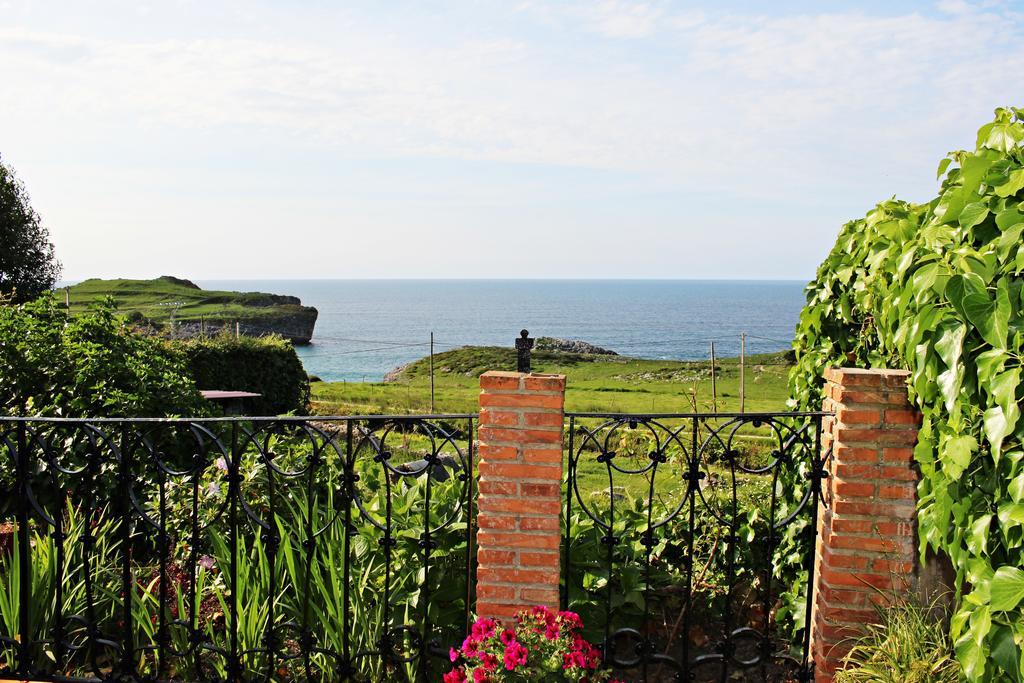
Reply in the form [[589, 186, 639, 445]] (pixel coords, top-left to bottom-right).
[[198, 280, 808, 383]]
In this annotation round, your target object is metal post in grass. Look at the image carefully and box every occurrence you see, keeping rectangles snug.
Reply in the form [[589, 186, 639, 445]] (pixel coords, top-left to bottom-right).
[[710, 341, 718, 413], [430, 331, 435, 412], [15, 420, 30, 674], [739, 332, 746, 413]]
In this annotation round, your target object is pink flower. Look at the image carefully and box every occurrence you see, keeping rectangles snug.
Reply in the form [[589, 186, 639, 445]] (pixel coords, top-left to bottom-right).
[[443, 667, 467, 683], [499, 628, 516, 646], [449, 647, 459, 663], [563, 650, 588, 669], [544, 622, 560, 640], [461, 636, 479, 658], [558, 611, 582, 630], [530, 605, 552, 619], [472, 668, 490, 683], [471, 617, 498, 640], [503, 640, 528, 670], [479, 653, 498, 672], [583, 643, 601, 668]]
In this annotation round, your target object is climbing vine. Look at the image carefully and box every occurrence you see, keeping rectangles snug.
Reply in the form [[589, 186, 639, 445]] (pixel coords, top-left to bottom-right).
[[788, 107, 1024, 681]]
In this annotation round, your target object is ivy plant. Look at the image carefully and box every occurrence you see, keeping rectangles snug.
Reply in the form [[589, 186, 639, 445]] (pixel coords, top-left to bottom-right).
[[788, 107, 1024, 681]]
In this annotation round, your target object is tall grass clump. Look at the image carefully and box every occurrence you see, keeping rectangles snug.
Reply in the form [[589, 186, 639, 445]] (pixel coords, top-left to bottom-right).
[[835, 596, 961, 683]]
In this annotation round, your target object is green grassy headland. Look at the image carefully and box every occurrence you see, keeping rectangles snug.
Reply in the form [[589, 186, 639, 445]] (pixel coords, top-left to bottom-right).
[[63, 276, 312, 324], [61, 276, 318, 342]]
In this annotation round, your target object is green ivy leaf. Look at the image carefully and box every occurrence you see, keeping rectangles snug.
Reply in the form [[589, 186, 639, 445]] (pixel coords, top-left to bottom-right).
[[968, 513, 993, 555], [985, 405, 1012, 461], [956, 635, 986, 681], [1011, 474, 1024, 504], [980, 120, 1024, 153], [996, 169, 1024, 198], [977, 348, 1010, 385], [935, 322, 967, 369], [997, 207, 1024, 236], [999, 223, 1024, 260], [991, 367, 1022, 435], [991, 566, 1024, 611], [960, 202, 991, 230], [991, 624, 1023, 683], [937, 157, 953, 180], [998, 502, 1024, 528], [947, 273, 1009, 349], [942, 434, 978, 480]]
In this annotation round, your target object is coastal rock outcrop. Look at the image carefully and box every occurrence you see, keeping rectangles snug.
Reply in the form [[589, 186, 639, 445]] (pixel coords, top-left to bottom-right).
[[170, 309, 318, 344], [535, 337, 618, 355]]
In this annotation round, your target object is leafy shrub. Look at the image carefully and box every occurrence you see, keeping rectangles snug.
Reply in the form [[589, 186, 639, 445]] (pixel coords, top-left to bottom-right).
[[789, 107, 1024, 680], [173, 332, 309, 415], [834, 596, 960, 683], [0, 296, 207, 417], [444, 607, 617, 682]]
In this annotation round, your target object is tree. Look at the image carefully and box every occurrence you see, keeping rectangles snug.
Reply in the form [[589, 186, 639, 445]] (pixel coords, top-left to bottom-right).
[[0, 156, 61, 302]]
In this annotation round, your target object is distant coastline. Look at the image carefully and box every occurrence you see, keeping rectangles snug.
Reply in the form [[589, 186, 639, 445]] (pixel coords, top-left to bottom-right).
[[196, 279, 806, 382]]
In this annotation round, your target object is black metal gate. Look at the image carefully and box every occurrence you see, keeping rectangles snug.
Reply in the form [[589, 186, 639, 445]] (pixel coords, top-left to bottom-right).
[[561, 411, 830, 682], [0, 415, 476, 682]]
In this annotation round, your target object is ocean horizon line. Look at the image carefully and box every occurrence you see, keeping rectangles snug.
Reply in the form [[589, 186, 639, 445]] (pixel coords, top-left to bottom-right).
[[59, 276, 811, 285]]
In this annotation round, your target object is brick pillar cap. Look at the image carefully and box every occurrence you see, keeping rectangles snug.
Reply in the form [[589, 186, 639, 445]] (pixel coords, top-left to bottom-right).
[[824, 367, 911, 382], [481, 370, 528, 379], [480, 371, 567, 379]]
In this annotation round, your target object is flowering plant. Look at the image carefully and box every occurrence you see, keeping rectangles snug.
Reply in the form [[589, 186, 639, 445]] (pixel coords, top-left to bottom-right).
[[444, 606, 620, 682]]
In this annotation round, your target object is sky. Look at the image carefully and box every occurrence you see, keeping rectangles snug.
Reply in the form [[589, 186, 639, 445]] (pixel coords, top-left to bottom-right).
[[1, 0, 1022, 281]]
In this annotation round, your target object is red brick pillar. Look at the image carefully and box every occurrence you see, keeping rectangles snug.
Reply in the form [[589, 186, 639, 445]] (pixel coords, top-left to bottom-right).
[[809, 368, 921, 680], [475, 370, 566, 619]]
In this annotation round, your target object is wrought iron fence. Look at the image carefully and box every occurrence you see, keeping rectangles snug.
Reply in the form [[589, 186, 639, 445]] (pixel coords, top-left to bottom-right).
[[0, 415, 476, 682], [561, 411, 830, 683]]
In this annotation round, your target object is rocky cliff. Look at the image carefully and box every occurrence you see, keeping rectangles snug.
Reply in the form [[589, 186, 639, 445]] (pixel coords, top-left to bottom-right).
[[66, 276, 319, 344]]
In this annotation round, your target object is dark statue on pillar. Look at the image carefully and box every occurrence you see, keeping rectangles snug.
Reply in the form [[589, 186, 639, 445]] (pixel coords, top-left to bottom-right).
[[516, 329, 534, 373]]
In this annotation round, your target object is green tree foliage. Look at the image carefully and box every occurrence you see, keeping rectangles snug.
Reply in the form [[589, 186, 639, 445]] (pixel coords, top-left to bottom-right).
[[0, 157, 61, 303], [0, 297, 207, 417], [174, 333, 310, 415], [789, 107, 1024, 681]]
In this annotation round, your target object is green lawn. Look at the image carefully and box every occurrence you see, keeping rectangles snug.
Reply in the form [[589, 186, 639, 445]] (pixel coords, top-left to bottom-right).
[[310, 345, 795, 416]]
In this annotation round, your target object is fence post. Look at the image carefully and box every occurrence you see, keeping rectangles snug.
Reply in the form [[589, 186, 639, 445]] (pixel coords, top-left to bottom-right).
[[809, 367, 922, 681], [475, 370, 566, 619]]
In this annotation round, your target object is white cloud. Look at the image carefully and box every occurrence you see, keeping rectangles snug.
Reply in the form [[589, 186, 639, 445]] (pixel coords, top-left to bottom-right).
[[937, 0, 975, 15], [580, 1, 667, 38], [0, 1, 1022, 278], [4, 5, 1016, 180]]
